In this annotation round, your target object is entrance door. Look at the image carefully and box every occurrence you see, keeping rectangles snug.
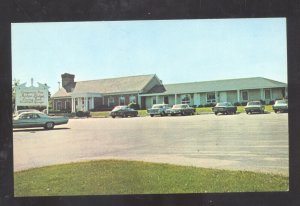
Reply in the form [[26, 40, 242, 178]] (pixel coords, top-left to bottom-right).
[[219, 92, 227, 103]]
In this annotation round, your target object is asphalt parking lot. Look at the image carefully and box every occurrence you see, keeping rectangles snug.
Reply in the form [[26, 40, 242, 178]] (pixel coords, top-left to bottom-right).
[[13, 112, 289, 176]]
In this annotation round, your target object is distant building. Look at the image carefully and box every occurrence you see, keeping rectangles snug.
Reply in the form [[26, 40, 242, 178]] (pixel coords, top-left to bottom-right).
[[51, 73, 287, 112]]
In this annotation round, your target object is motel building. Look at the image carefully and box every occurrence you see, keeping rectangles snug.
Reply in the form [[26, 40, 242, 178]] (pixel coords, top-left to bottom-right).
[[51, 73, 287, 112]]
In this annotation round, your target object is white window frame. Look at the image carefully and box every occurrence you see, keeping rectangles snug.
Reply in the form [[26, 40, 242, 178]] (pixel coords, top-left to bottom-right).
[[207, 92, 216, 103], [129, 95, 136, 103], [56, 101, 62, 110], [181, 94, 191, 104], [152, 97, 157, 105], [108, 97, 115, 107], [242, 91, 248, 101], [119, 96, 125, 105], [264, 89, 271, 99]]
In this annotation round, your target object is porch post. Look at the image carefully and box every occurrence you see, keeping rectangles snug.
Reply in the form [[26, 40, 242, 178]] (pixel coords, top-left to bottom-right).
[[175, 94, 177, 104], [84, 97, 88, 111], [237, 90, 240, 102], [260, 89, 264, 100], [91, 97, 94, 110]]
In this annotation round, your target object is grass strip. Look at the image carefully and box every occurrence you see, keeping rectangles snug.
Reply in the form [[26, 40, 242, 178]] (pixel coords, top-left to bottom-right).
[[14, 160, 288, 196]]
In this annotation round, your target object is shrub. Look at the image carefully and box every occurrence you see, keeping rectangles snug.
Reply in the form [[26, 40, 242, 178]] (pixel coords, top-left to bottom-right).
[[241, 102, 248, 106], [204, 103, 216, 107], [260, 100, 266, 105], [269, 100, 275, 105], [234, 102, 241, 106], [76, 111, 90, 117]]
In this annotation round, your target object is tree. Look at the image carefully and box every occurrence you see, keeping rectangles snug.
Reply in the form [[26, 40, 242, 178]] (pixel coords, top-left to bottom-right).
[[12, 78, 20, 110]]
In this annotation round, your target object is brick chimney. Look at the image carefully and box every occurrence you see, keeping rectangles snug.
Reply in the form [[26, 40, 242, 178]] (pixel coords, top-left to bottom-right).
[[61, 73, 75, 92]]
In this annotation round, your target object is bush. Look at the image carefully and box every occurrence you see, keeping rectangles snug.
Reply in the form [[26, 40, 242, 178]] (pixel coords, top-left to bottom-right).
[[234, 102, 241, 106], [204, 103, 216, 107], [76, 111, 90, 117], [260, 100, 266, 105], [197, 104, 204, 108], [241, 102, 248, 106], [269, 100, 275, 105]]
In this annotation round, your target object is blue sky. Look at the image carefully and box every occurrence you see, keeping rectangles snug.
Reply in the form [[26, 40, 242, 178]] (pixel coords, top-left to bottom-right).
[[11, 18, 287, 95]]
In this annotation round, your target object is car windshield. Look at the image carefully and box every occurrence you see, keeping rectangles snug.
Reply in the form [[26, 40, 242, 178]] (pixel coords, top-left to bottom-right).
[[216, 103, 229, 106], [112, 106, 126, 111], [276, 100, 287, 104], [173, 105, 185, 109], [247, 101, 261, 106]]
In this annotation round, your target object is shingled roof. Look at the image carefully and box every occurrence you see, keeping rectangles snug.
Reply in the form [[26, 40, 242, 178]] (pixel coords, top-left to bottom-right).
[[52, 87, 71, 98], [66, 74, 159, 95], [141, 77, 287, 96]]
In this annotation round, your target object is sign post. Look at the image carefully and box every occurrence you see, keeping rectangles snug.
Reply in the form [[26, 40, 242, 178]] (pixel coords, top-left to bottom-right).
[[15, 81, 50, 114]]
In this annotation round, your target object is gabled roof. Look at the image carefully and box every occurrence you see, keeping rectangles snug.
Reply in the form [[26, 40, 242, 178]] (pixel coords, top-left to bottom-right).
[[52, 87, 71, 98], [72, 74, 158, 95], [142, 77, 287, 95], [51, 74, 161, 98]]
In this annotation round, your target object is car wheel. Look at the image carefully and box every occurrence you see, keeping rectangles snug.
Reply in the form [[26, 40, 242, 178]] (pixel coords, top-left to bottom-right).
[[150, 114, 154, 117], [274, 110, 278, 113], [160, 112, 165, 117], [44, 122, 54, 130], [112, 115, 116, 118], [181, 111, 185, 116], [214, 112, 218, 115]]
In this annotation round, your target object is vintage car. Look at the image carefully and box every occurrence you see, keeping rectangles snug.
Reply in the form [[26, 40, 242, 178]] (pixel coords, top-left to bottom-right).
[[212, 102, 237, 115], [244, 101, 265, 114], [13, 111, 69, 130], [13, 109, 42, 117], [110, 106, 138, 118], [147, 104, 170, 117], [165, 104, 195, 116], [272, 99, 288, 113]]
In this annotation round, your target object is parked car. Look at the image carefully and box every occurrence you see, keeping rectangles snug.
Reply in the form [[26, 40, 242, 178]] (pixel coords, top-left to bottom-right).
[[272, 99, 288, 113], [165, 104, 195, 116], [13, 111, 69, 130], [110, 106, 138, 118], [212, 102, 237, 115], [147, 104, 170, 117], [13, 109, 41, 117], [244, 101, 265, 114]]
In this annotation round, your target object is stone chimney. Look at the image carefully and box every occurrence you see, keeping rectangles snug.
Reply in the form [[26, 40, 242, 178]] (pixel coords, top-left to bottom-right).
[[61, 73, 75, 92]]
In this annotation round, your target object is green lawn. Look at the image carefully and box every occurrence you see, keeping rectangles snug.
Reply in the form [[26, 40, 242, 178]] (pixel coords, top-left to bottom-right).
[[14, 160, 288, 196]]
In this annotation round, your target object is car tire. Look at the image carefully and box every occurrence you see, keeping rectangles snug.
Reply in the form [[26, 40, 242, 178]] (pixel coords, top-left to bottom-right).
[[44, 122, 54, 130], [112, 115, 116, 118], [274, 110, 278, 113], [150, 114, 154, 117], [214, 112, 218, 115]]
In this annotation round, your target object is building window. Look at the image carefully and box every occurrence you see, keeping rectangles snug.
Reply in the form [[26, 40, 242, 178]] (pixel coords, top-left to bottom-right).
[[265, 89, 271, 99], [152, 97, 157, 105], [119, 96, 125, 105], [181, 94, 191, 104], [207, 92, 216, 103], [164, 96, 169, 104], [108, 97, 115, 107], [242, 91, 248, 101], [56, 101, 62, 110], [65, 101, 71, 110], [129, 95, 136, 103]]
